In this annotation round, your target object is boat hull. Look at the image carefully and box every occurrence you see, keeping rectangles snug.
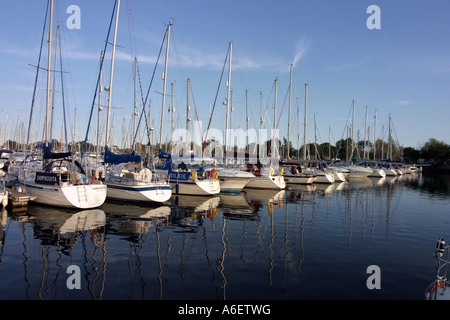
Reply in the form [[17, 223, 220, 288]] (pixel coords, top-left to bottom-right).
[[171, 179, 221, 195], [283, 174, 316, 185], [219, 176, 254, 192], [244, 175, 286, 190], [21, 182, 107, 209], [106, 182, 172, 203]]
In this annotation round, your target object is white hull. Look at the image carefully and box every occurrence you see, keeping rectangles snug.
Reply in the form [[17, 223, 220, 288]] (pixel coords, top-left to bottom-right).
[[21, 181, 107, 209], [333, 171, 346, 182], [219, 176, 254, 192], [171, 179, 220, 195], [383, 168, 397, 176], [106, 182, 172, 203], [314, 172, 335, 184], [346, 166, 373, 179], [283, 174, 316, 185], [216, 168, 254, 192], [369, 169, 386, 178], [244, 174, 286, 190]]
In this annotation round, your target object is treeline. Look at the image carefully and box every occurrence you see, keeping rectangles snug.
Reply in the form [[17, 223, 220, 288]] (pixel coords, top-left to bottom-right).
[[402, 138, 450, 164], [2, 137, 449, 165]]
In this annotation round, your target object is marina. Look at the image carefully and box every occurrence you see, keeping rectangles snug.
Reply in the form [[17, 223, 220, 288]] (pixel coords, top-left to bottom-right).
[[0, 172, 449, 300], [0, 0, 449, 305]]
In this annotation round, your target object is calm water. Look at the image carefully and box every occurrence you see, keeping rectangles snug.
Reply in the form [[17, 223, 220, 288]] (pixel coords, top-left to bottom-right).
[[1, 173, 449, 301]]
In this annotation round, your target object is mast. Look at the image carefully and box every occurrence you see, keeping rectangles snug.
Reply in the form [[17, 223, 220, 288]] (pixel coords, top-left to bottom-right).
[[131, 56, 137, 151], [388, 113, 392, 160], [186, 78, 190, 151], [273, 78, 278, 161], [373, 109, 377, 161], [364, 105, 368, 159], [287, 63, 293, 159], [351, 99, 355, 162], [45, 0, 54, 147], [170, 82, 174, 148], [245, 89, 249, 158], [303, 83, 308, 160], [260, 91, 264, 130], [159, 21, 171, 149], [105, 0, 120, 147], [50, 24, 59, 144], [96, 51, 103, 159], [224, 41, 232, 161]]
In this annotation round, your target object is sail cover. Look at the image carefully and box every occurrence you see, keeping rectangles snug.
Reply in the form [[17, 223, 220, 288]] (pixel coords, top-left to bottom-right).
[[43, 146, 72, 159], [104, 145, 141, 164]]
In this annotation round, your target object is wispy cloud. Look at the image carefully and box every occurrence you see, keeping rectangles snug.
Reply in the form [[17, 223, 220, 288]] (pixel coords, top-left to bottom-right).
[[292, 36, 309, 68], [325, 55, 372, 72], [396, 100, 412, 107]]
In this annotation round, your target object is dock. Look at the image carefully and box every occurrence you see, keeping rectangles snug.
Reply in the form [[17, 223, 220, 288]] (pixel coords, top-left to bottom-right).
[[6, 187, 36, 208]]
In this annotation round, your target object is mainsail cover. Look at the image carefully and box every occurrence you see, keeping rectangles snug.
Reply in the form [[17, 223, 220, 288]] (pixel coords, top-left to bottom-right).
[[104, 145, 141, 164], [43, 146, 72, 159]]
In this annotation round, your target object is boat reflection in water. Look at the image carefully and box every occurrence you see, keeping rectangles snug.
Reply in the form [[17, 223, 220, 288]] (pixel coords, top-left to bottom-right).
[[2, 173, 442, 300]]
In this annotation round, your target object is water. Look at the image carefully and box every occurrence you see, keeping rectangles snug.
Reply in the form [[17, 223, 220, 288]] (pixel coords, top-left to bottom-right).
[[1, 173, 449, 301]]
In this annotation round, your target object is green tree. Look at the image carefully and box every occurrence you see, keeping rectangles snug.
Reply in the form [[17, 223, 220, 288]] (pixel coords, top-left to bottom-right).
[[420, 138, 450, 163]]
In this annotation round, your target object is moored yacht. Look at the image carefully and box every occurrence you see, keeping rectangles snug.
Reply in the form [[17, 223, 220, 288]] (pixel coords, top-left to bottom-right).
[[244, 161, 286, 190]]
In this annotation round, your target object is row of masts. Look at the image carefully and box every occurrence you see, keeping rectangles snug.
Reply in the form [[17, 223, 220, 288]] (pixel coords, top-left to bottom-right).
[[16, 0, 398, 164]]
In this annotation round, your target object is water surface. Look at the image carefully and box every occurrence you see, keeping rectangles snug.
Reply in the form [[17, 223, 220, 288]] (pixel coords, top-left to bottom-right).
[[1, 173, 449, 300]]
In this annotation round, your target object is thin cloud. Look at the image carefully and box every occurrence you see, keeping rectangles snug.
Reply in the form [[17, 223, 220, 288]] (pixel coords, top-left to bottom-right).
[[396, 100, 412, 107], [292, 36, 309, 68], [325, 55, 372, 72]]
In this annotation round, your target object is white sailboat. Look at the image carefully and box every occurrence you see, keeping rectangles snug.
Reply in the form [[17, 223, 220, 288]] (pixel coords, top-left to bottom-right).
[[216, 165, 255, 192], [244, 163, 286, 189], [158, 150, 220, 195], [243, 78, 285, 190], [100, 2, 171, 204], [281, 162, 316, 185], [19, 0, 107, 209]]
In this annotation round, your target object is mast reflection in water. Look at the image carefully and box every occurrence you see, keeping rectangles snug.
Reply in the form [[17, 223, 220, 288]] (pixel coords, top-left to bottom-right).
[[1, 173, 450, 300]]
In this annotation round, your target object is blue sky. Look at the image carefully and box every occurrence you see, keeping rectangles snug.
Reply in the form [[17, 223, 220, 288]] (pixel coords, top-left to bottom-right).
[[1, 0, 449, 151]]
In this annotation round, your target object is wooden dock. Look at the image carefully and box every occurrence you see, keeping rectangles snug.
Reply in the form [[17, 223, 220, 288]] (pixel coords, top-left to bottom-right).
[[6, 187, 36, 208]]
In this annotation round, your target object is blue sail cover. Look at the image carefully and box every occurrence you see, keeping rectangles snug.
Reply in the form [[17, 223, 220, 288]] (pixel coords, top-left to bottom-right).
[[43, 145, 72, 159], [104, 145, 141, 164]]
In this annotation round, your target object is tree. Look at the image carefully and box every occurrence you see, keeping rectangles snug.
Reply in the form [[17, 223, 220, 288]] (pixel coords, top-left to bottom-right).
[[420, 138, 450, 163]]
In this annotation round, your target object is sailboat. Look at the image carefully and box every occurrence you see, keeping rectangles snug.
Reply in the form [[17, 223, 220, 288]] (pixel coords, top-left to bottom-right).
[[19, 0, 107, 209], [157, 149, 220, 195], [203, 42, 255, 192], [244, 78, 285, 190], [99, 1, 171, 204]]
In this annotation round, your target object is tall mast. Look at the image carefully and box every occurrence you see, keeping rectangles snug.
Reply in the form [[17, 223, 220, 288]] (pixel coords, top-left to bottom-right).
[[186, 78, 190, 150], [287, 63, 293, 159], [388, 113, 392, 160], [96, 51, 103, 159], [105, 0, 120, 146], [45, 0, 54, 147], [131, 56, 137, 150], [259, 91, 264, 130], [303, 83, 308, 160], [373, 109, 377, 161], [224, 41, 232, 161], [273, 78, 278, 161], [171, 82, 174, 146], [159, 21, 171, 149], [351, 99, 355, 162], [245, 89, 249, 157], [364, 105, 368, 159]]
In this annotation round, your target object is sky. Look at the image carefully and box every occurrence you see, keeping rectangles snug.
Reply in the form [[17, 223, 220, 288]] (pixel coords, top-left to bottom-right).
[[0, 0, 449, 152]]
